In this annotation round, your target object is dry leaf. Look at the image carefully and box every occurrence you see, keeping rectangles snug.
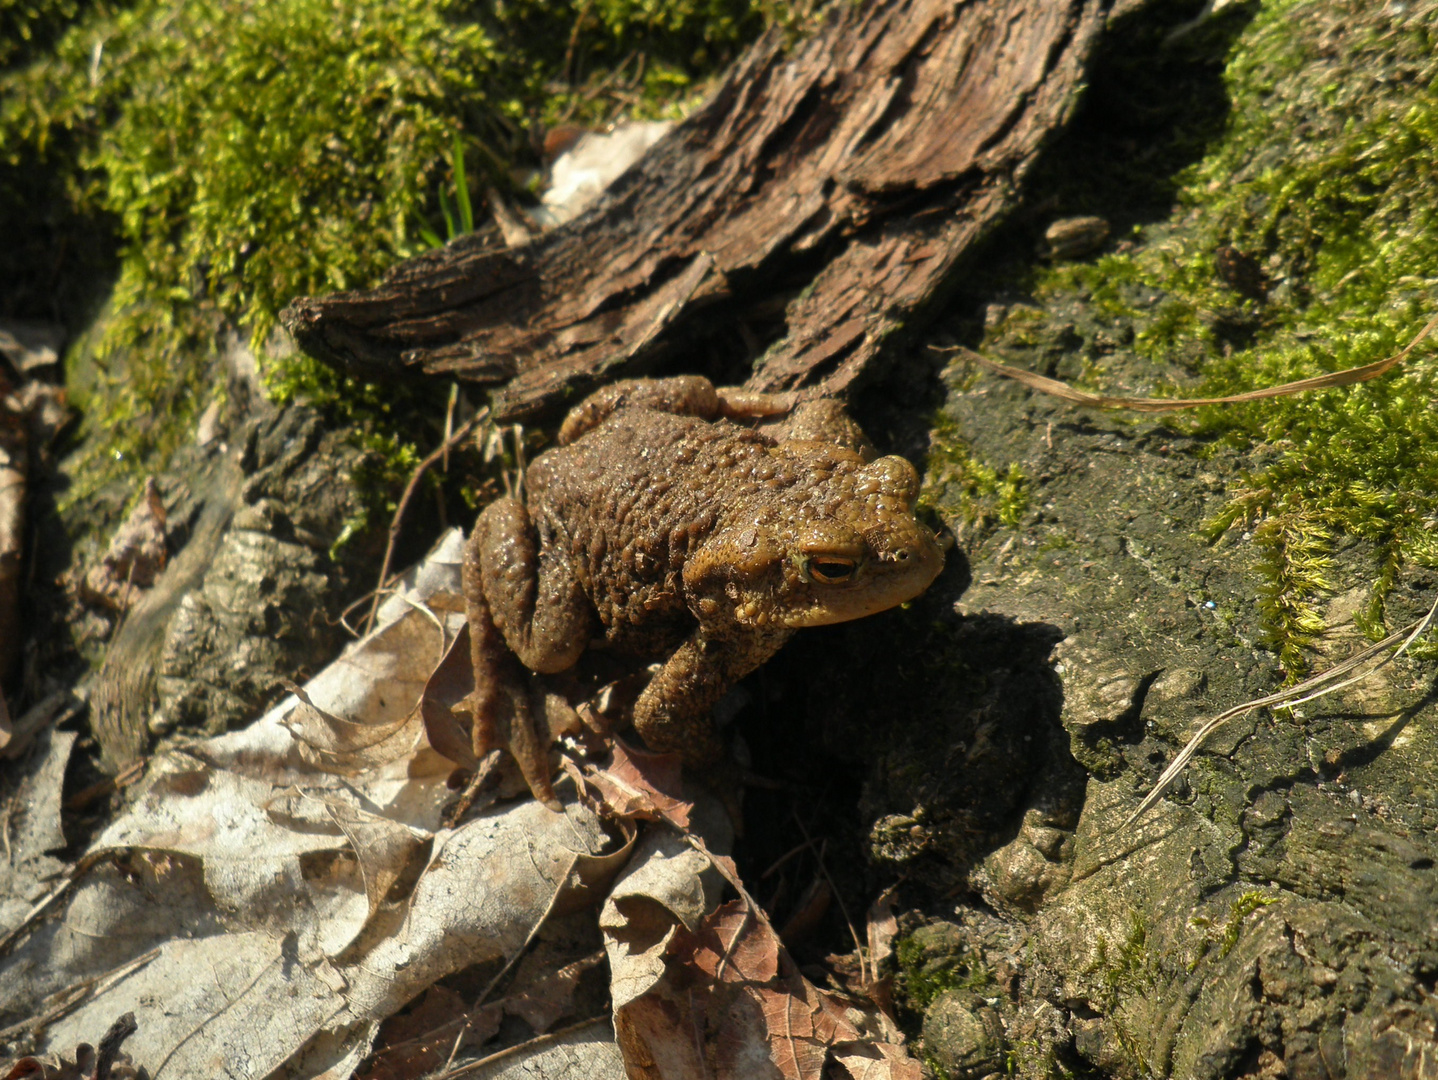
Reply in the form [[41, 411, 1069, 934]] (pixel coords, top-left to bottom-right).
[[615, 902, 851, 1080], [359, 986, 502, 1080], [866, 888, 899, 979], [4, 531, 636, 1079], [831, 1041, 923, 1080], [0, 728, 77, 933], [601, 811, 730, 1013], [418, 622, 478, 769], [506, 950, 606, 1034], [0, 321, 62, 375], [573, 743, 691, 829], [79, 478, 168, 613], [438, 1017, 626, 1079], [601, 806, 919, 1080]]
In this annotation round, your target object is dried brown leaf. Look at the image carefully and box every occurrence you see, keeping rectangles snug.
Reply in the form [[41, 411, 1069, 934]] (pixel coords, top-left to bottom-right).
[[683, 900, 779, 984], [578, 742, 691, 829], [613, 895, 916, 1080], [282, 679, 428, 774], [79, 478, 168, 613], [360, 987, 502, 1080], [420, 622, 479, 769], [322, 798, 432, 916], [506, 950, 606, 1034], [865, 888, 898, 978], [832, 1041, 924, 1080]]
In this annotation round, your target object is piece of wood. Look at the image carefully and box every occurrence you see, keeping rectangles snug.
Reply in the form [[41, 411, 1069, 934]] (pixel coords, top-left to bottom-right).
[[282, 0, 1114, 420]]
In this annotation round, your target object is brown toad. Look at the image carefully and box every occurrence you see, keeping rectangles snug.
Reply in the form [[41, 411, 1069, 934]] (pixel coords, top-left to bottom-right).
[[464, 376, 945, 808]]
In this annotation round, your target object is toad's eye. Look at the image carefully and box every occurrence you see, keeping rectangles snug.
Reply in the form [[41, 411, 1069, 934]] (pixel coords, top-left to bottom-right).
[[805, 556, 857, 583]]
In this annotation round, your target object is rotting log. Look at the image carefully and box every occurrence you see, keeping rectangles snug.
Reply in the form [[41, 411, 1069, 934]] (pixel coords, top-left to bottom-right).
[[282, 0, 1140, 420]]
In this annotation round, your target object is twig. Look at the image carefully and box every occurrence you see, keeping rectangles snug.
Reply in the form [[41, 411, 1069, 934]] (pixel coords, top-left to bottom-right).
[[942, 310, 1438, 413], [439, 751, 503, 829], [94, 1010, 139, 1080], [561, 0, 595, 87], [791, 812, 866, 983], [580, 51, 636, 101], [437, 850, 582, 1075], [443, 383, 458, 473], [366, 409, 486, 635], [1127, 591, 1438, 827], [64, 756, 146, 811], [0, 948, 159, 1042], [434, 1015, 612, 1078]]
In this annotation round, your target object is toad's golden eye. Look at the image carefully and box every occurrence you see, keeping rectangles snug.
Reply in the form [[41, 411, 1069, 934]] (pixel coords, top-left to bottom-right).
[[806, 556, 857, 583]]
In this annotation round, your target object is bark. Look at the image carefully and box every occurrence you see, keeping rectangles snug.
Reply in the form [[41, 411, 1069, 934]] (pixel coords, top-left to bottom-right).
[[281, 0, 1120, 420]]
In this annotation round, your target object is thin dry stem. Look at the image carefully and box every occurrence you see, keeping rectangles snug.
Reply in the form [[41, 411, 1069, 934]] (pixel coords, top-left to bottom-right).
[[943, 311, 1438, 412], [366, 409, 487, 635], [1127, 592, 1438, 827]]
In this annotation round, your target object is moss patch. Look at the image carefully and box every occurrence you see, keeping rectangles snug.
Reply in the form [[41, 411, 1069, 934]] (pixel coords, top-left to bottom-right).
[[896, 922, 995, 1013], [922, 411, 1030, 533], [1000, 0, 1438, 674], [1, 0, 787, 501]]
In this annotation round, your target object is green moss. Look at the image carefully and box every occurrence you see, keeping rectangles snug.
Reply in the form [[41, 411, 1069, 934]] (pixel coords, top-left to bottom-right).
[[1090, 913, 1154, 1009], [895, 929, 994, 1013], [2, 0, 785, 501], [1218, 890, 1279, 957], [1188, 890, 1279, 969], [922, 412, 1030, 531], [1025, 0, 1438, 674]]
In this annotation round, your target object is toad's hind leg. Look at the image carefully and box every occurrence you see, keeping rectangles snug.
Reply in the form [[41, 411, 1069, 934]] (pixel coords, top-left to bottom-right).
[[464, 498, 592, 810], [558, 375, 796, 444], [473, 498, 591, 673]]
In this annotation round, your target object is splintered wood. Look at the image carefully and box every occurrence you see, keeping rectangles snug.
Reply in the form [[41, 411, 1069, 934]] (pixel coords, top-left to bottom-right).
[[282, 0, 1109, 420]]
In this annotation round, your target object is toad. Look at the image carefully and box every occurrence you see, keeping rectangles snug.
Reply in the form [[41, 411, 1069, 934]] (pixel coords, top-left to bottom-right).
[[464, 375, 945, 808]]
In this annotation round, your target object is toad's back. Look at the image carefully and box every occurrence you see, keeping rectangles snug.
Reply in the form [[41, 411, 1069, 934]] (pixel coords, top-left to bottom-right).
[[525, 407, 802, 650]]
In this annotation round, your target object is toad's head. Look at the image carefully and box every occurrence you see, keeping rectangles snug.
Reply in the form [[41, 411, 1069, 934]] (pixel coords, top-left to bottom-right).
[[683, 450, 945, 633]]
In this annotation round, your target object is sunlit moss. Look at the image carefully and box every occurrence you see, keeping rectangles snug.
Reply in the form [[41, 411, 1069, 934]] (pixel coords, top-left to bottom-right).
[[921, 413, 1030, 532], [895, 930, 994, 1013], [0, 0, 784, 502], [1026, 0, 1438, 673]]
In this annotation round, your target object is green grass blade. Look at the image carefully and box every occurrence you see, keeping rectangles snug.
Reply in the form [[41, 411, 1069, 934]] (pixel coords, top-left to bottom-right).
[[439, 187, 457, 242], [453, 135, 474, 235]]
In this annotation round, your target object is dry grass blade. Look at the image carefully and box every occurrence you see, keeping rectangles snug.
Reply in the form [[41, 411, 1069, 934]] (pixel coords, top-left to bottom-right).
[[1128, 592, 1438, 827], [942, 311, 1438, 412], [436, 850, 582, 1076], [365, 408, 487, 634]]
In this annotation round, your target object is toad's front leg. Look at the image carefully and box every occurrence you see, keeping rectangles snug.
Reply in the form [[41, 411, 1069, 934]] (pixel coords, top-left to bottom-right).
[[631, 628, 791, 769], [465, 497, 593, 810]]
